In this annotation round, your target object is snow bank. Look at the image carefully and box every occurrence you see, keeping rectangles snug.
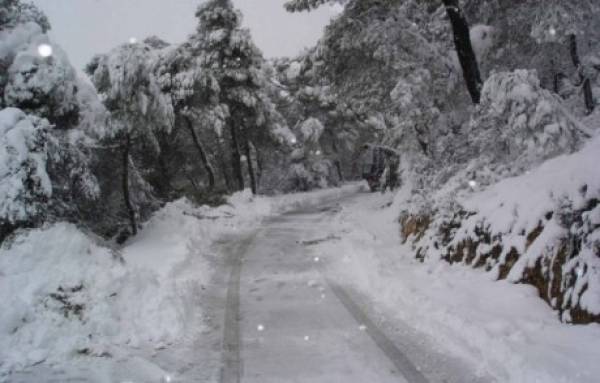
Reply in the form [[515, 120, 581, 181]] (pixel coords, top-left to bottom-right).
[[317, 193, 600, 382], [0, 223, 127, 374], [0, 183, 362, 380]]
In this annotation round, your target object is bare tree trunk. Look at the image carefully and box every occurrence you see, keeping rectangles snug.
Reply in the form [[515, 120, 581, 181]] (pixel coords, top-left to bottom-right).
[[569, 34, 595, 115], [442, 0, 483, 104], [184, 117, 216, 190], [218, 138, 233, 192], [329, 132, 344, 182], [229, 122, 244, 191], [245, 138, 258, 195], [253, 141, 263, 184], [122, 133, 137, 236]]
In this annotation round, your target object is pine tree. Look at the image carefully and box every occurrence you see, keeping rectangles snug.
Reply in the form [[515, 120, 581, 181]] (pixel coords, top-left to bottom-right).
[[87, 42, 173, 236], [285, 0, 482, 104], [193, 0, 284, 194], [156, 39, 224, 194]]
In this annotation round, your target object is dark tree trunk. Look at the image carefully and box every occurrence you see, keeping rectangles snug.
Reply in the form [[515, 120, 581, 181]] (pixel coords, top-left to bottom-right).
[[442, 0, 483, 104], [122, 133, 137, 236], [0, 222, 16, 245], [550, 59, 560, 94], [185, 117, 216, 190], [229, 123, 244, 191], [329, 133, 344, 182], [218, 138, 233, 193], [244, 139, 257, 195], [569, 34, 595, 115], [253, 141, 263, 184]]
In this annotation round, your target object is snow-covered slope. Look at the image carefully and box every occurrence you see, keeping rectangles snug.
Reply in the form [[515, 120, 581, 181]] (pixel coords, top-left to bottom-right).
[[402, 131, 600, 323]]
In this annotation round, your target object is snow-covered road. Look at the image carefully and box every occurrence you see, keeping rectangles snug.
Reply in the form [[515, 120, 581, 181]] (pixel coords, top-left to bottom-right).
[[216, 196, 485, 383], [6, 187, 598, 382]]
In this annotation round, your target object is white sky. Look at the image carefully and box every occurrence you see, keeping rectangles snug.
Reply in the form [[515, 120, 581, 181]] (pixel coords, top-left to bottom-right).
[[30, 0, 339, 70]]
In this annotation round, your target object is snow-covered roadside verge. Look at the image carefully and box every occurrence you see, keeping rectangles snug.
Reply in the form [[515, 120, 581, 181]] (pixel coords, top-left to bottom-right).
[[314, 193, 600, 383], [401, 133, 600, 324], [0, 183, 362, 381]]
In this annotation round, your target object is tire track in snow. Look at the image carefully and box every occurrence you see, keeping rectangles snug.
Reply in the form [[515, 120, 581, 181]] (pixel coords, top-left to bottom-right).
[[326, 281, 430, 383], [220, 234, 256, 383], [315, 203, 428, 382]]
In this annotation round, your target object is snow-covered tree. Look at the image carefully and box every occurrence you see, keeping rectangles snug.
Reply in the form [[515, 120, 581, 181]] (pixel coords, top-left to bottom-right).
[[463, 0, 600, 115], [192, 0, 287, 194], [155, 39, 225, 193], [285, 0, 482, 104], [87, 42, 174, 236], [0, 0, 50, 33], [3, 34, 80, 128], [529, 0, 598, 114], [0, 108, 52, 239], [0, 1, 100, 241]]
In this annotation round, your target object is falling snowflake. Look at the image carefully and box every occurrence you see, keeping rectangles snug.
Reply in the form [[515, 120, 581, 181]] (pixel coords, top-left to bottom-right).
[[37, 43, 53, 57]]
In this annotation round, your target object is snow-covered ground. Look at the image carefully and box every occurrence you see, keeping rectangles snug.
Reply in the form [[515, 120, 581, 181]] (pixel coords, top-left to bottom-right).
[[2, 179, 600, 382], [314, 192, 600, 383], [0, 184, 362, 382]]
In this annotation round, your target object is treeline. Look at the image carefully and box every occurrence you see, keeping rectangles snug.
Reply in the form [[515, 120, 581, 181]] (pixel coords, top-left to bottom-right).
[[0, 0, 367, 243]]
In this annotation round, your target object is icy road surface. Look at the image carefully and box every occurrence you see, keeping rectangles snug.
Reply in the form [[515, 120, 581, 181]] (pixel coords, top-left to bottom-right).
[[216, 196, 487, 383]]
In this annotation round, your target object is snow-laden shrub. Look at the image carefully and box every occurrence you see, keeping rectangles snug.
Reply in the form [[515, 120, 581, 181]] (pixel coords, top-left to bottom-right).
[[0, 108, 52, 229], [420, 69, 591, 202], [300, 117, 324, 143], [281, 117, 341, 192], [464, 70, 587, 181]]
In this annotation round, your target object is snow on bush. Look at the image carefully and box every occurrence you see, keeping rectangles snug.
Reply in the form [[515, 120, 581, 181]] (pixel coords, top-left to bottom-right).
[[0, 108, 52, 227], [299, 117, 324, 143], [460, 70, 587, 184]]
